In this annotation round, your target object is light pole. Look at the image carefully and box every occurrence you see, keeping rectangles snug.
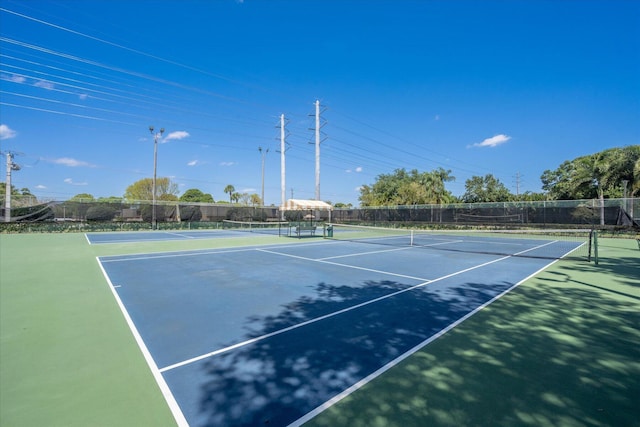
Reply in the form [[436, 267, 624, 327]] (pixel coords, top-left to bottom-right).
[[259, 146, 269, 206], [622, 179, 629, 214], [4, 152, 21, 223], [149, 126, 164, 229]]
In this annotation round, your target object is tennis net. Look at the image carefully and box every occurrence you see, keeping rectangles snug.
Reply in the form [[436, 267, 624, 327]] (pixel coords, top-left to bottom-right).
[[222, 220, 288, 236], [324, 223, 597, 262]]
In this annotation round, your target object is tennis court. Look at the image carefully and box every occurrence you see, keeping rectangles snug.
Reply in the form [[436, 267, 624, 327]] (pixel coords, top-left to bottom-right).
[[97, 229, 589, 426], [1, 230, 638, 427], [87, 221, 295, 244]]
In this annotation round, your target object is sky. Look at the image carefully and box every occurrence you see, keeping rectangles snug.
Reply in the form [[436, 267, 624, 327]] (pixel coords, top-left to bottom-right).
[[1, 0, 639, 206]]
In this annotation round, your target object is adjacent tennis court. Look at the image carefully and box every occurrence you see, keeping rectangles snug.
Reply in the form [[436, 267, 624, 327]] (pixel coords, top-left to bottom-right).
[[97, 229, 590, 426]]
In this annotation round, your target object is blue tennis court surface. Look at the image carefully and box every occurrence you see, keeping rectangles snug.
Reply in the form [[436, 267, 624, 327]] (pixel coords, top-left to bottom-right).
[[97, 236, 583, 426]]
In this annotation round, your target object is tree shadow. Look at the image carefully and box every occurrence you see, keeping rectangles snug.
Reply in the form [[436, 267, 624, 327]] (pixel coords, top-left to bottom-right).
[[193, 278, 515, 426], [305, 273, 640, 427]]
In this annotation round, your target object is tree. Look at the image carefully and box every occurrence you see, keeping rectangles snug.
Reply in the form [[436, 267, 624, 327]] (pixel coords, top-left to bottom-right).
[[541, 146, 640, 200], [462, 174, 512, 203], [224, 185, 235, 203], [359, 168, 455, 206], [180, 188, 214, 203], [333, 202, 353, 208], [0, 183, 34, 197], [124, 177, 179, 201], [70, 193, 95, 202], [250, 193, 262, 206], [97, 196, 124, 203]]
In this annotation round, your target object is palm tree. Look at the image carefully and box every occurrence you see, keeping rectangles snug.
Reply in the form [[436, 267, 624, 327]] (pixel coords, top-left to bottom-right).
[[224, 185, 235, 203]]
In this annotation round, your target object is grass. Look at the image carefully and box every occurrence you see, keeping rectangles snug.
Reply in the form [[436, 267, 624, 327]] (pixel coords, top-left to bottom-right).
[[1, 232, 638, 426]]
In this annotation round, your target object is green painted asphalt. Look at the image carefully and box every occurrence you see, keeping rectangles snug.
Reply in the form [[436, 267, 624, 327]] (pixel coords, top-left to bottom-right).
[[1, 232, 638, 427]]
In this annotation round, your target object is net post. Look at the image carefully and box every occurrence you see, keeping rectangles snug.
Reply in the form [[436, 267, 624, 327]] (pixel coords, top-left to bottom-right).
[[593, 230, 599, 265], [410, 230, 414, 246]]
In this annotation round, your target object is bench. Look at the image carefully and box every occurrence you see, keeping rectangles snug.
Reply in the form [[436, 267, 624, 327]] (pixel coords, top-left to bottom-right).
[[294, 225, 317, 237]]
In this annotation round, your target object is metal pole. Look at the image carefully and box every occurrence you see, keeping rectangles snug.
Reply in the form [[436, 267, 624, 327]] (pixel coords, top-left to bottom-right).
[[622, 179, 629, 214], [149, 126, 164, 230], [315, 100, 320, 201], [280, 114, 286, 219], [259, 147, 268, 206], [5, 153, 11, 223]]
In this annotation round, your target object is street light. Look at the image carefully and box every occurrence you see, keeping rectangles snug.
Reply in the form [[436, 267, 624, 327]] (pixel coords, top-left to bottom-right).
[[149, 126, 164, 229], [259, 146, 269, 206]]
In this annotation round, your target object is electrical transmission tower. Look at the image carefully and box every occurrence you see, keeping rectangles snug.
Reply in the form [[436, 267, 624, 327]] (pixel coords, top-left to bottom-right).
[[514, 171, 522, 196]]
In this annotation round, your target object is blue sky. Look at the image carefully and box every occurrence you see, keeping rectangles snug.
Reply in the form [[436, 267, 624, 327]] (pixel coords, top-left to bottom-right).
[[1, 0, 638, 206]]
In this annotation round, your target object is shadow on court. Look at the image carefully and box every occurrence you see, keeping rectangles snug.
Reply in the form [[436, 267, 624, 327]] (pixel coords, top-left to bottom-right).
[[301, 259, 640, 427], [188, 278, 517, 426]]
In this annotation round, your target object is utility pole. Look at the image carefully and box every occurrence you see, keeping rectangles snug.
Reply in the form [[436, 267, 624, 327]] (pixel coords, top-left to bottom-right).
[[309, 100, 326, 201], [149, 126, 164, 230], [259, 147, 269, 206], [278, 114, 288, 219], [3, 152, 21, 223], [314, 100, 321, 200], [515, 172, 521, 196]]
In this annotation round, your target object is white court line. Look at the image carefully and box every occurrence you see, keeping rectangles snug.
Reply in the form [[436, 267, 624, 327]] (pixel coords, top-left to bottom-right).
[[288, 253, 564, 427], [98, 239, 341, 262], [164, 232, 196, 239], [159, 251, 517, 373], [97, 258, 189, 427], [318, 246, 413, 260], [100, 247, 255, 262], [257, 248, 430, 281]]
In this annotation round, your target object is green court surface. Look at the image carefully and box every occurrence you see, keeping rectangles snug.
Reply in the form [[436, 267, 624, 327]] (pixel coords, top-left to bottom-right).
[[1, 232, 638, 427]]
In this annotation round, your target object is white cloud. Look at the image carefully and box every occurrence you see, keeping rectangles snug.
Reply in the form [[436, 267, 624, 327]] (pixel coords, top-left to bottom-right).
[[64, 178, 88, 186], [355, 166, 363, 172], [471, 134, 511, 148], [34, 80, 55, 90], [346, 166, 363, 173], [5, 74, 26, 83], [164, 130, 190, 142], [35, 184, 47, 189], [220, 161, 236, 167], [78, 93, 88, 100], [0, 124, 17, 140], [187, 159, 208, 167], [50, 157, 95, 167]]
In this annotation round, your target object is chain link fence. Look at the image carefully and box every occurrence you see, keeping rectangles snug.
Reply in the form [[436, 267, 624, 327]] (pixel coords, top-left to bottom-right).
[[0, 196, 637, 232]]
